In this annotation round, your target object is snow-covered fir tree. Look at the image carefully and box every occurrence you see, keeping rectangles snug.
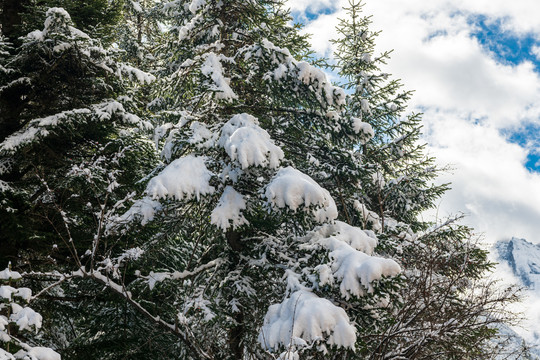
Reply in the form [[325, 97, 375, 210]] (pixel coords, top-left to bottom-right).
[[332, 1, 523, 358], [0, 0, 524, 359], [104, 0, 405, 358], [108, 0, 408, 358], [0, 7, 157, 358]]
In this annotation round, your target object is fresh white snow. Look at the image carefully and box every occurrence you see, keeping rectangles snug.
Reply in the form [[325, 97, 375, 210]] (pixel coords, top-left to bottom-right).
[[219, 113, 284, 169], [211, 186, 248, 231], [351, 117, 374, 144], [10, 304, 43, 332], [27, 347, 62, 360], [146, 155, 214, 201], [259, 290, 356, 350], [200, 52, 238, 101], [0, 268, 22, 281], [265, 167, 338, 222]]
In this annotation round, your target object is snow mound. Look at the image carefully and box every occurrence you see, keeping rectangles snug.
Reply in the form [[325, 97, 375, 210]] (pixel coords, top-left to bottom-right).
[[27, 347, 61, 360], [219, 113, 283, 169], [0, 286, 16, 300], [265, 167, 338, 222], [315, 221, 378, 255], [14, 288, 32, 301], [0, 268, 22, 281], [351, 117, 374, 144], [219, 113, 284, 169], [259, 290, 356, 351], [211, 186, 249, 231], [0, 349, 15, 360], [10, 304, 42, 332], [146, 155, 214, 201], [319, 237, 401, 298]]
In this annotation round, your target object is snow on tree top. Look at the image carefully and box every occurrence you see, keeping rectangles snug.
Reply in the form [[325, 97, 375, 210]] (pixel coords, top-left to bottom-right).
[[259, 290, 356, 351], [219, 113, 284, 169], [211, 186, 248, 231], [44, 7, 72, 31], [26, 7, 90, 41], [146, 155, 215, 201], [264, 167, 338, 223]]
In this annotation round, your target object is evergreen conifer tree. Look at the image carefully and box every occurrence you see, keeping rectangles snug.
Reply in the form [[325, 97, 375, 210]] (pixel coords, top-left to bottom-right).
[[0, 6, 155, 266], [112, 0, 402, 358], [332, 1, 522, 358], [0, 1, 524, 359], [0, 8, 158, 358]]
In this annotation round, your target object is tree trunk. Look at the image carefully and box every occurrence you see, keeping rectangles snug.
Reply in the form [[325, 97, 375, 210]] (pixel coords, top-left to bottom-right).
[[228, 310, 244, 360]]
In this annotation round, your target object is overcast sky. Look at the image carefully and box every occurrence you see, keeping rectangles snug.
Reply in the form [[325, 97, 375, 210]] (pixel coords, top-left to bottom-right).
[[286, 0, 540, 247]]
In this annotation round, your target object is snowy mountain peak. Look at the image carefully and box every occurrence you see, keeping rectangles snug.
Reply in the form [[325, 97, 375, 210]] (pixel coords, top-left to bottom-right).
[[495, 237, 540, 291]]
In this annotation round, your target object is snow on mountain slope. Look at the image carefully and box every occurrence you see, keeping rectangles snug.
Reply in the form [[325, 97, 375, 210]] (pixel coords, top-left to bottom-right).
[[495, 237, 540, 357], [496, 237, 540, 291]]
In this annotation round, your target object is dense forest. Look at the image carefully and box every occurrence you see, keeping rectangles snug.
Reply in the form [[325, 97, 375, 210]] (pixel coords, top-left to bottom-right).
[[0, 0, 527, 359]]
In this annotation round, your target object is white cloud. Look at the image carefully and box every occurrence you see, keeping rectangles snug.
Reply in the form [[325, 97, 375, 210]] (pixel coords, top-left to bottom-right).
[[532, 45, 540, 61], [286, 0, 335, 13], [422, 110, 540, 243]]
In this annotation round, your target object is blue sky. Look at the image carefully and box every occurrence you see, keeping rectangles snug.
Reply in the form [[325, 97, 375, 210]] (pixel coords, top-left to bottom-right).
[[472, 15, 540, 69]]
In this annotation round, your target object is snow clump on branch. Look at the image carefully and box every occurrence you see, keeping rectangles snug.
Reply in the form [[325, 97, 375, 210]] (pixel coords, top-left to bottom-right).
[[264, 167, 338, 223], [259, 290, 357, 351], [219, 113, 284, 169], [146, 155, 215, 201]]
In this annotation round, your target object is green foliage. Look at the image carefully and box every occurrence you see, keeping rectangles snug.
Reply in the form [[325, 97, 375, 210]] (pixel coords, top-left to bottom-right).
[[0, 7, 154, 269], [0, 1, 525, 359]]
